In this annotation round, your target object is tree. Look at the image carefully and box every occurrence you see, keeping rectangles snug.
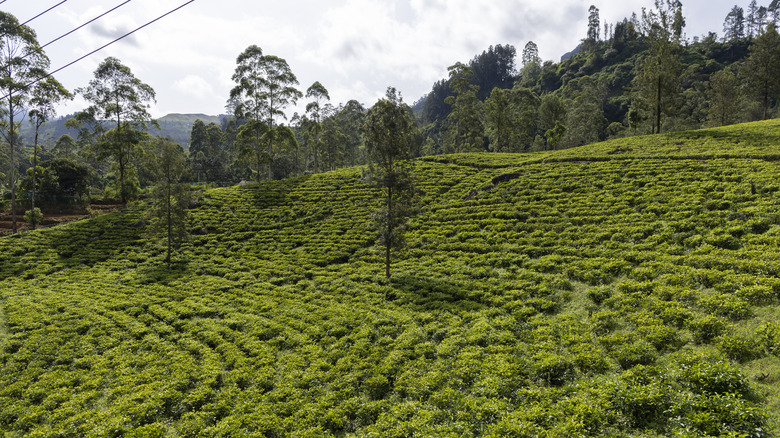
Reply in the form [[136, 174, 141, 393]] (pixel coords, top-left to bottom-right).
[[72, 57, 157, 203], [27, 76, 71, 225], [189, 119, 208, 183], [51, 134, 78, 159], [190, 119, 227, 183], [741, 23, 780, 120], [508, 86, 541, 151], [468, 44, 516, 100], [545, 121, 566, 150], [146, 138, 190, 267], [636, 0, 685, 134], [305, 81, 330, 173], [562, 76, 607, 146], [364, 88, 418, 279], [707, 68, 742, 126], [484, 87, 513, 152], [538, 93, 567, 148], [520, 41, 542, 86], [21, 158, 90, 206], [770, 0, 780, 26], [0, 11, 50, 232], [336, 100, 366, 167], [757, 6, 769, 34], [586, 5, 601, 51], [746, 0, 760, 38], [444, 62, 484, 153], [228, 45, 302, 181], [321, 116, 347, 171], [538, 93, 567, 134], [724, 6, 746, 42]]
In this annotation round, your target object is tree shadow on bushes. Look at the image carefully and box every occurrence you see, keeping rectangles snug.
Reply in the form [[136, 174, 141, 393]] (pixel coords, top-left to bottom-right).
[[389, 273, 487, 312]]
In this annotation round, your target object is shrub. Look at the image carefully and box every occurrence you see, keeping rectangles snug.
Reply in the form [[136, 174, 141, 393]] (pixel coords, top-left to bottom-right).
[[612, 340, 657, 369], [716, 333, 763, 362], [23, 208, 43, 227], [689, 315, 727, 344], [699, 294, 752, 320], [533, 351, 576, 385], [676, 356, 751, 396]]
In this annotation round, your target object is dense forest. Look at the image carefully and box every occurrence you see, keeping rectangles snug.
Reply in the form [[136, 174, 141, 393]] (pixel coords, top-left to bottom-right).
[[2, 0, 780, 224]]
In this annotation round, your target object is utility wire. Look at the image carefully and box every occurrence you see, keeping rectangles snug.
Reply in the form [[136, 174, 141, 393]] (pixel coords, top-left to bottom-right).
[[40, 0, 133, 51], [0, 0, 132, 72], [20, 0, 68, 28], [2, 0, 196, 100]]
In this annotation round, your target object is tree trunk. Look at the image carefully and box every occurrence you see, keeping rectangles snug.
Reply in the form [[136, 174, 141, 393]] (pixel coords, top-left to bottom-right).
[[256, 142, 262, 183], [268, 136, 273, 181], [10, 105, 16, 233], [255, 122, 263, 183], [655, 75, 662, 134], [119, 154, 126, 203], [167, 181, 172, 267], [385, 184, 393, 279], [31, 126, 39, 230], [116, 115, 127, 204], [763, 81, 769, 120]]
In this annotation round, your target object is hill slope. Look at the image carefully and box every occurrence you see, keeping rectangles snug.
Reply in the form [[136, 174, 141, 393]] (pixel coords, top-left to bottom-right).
[[2, 121, 780, 436], [19, 113, 222, 148]]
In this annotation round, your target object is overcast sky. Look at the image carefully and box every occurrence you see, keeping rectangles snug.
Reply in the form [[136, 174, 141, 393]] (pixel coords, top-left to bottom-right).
[[5, 0, 746, 119]]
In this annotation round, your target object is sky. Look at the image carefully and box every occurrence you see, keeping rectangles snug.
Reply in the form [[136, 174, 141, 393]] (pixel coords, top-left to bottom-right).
[[3, 0, 745, 120]]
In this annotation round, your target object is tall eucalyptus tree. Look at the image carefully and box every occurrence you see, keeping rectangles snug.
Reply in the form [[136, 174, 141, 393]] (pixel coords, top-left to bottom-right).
[[229, 45, 302, 181], [0, 12, 51, 232]]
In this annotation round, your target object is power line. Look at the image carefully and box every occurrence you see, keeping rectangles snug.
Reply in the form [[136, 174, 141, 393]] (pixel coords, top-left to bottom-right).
[[40, 0, 133, 51], [20, 1, 68, 28], [0, 0, 133, 72], [2, 0, 196, 100]]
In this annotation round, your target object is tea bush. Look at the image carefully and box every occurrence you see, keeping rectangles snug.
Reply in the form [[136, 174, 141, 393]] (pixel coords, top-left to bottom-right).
[[2, 120, 780, 435]]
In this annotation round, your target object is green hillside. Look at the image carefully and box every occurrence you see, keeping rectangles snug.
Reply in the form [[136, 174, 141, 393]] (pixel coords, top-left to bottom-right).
[[156, 114, 224, 148], [3, 120, 780, 436]]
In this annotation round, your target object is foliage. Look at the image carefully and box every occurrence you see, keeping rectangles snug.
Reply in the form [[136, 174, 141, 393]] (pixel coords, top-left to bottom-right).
[[0, 11, 51, 233], [364, 88, 418, 278], [1, 121, 780, 435], [228, 45, 302, 182], [70, 57, 157, 203], [146, 138, 190, 267], [740, 23, 780, 120], [19, 158, 91, 206], [22, 207, 42, 227], [414, 3, 779, 156], [444, 63, 484, 153]]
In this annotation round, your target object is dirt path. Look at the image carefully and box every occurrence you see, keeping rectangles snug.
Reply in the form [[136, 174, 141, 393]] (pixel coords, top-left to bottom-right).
[[0, 203, 124, 234]]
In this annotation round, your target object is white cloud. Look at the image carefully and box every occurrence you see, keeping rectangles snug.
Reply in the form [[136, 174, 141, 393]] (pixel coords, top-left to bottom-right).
[[11, 0, 743, 119], [173, 75, 214, 97]]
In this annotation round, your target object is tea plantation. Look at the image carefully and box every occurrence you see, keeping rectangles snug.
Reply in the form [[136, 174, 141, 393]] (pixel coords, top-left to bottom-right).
[[3, 120, 780, 436]]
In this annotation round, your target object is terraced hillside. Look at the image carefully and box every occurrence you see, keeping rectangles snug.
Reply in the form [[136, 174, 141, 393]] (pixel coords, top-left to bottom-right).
[[2, 120, 780, 436]]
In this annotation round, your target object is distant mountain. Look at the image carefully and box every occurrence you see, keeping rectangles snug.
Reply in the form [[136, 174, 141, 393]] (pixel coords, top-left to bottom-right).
[[19, 113, 226, 149], [560, 43, 582, 62], [155, 113, 226, 148]]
